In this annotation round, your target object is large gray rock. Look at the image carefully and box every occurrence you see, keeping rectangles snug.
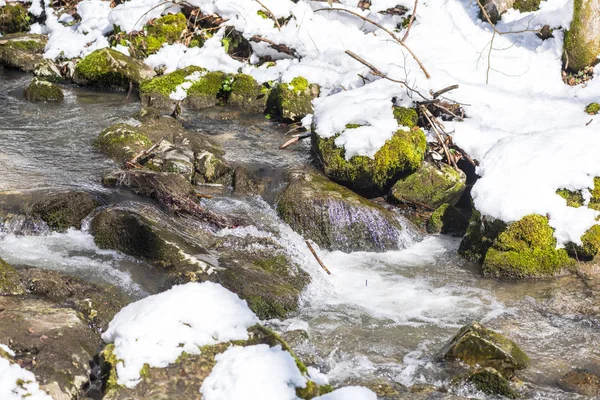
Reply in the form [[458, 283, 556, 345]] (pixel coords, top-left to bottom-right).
[[277, 170, 405, 252], [0, 33, 46, 71]]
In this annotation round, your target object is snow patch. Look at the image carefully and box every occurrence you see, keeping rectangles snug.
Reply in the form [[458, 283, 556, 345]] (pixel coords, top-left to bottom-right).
[[0, 346, 53, 400]]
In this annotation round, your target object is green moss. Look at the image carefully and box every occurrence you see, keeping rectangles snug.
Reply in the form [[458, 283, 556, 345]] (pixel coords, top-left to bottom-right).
[[228, 73, 270, 112], [245, 294, 289, 320], [482, 215, 575, 277], [188, 71, 226, 95], [289, 76, 309, 92], [467, 368, 519, 399], [458, 210, 507, 263], [0, 4, 30, 34], [140, 66, 204, 97], [564, 0, 600, 72], [101, 344, 120, 392], [4, 37, 44, 52], [131, 13, 187, 56], [94, 123, 152, 162], [512, 0, 541, 12], [24, 78, 63, 102], [393, 106, 418, 128], [566, 224, 600, 260], [253, 254, 289, 275], [585, 102, 600, 115], [274, 77, 319, 121], [0, 257, 24, 295], [556, 188, 585, 207], [313, 128, 426, 192]]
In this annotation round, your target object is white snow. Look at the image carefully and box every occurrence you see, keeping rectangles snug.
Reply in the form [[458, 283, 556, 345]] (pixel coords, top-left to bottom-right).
[[101, 282, 259, 388], [0, 346, 53, 400], [200, 344, 307, 400], [169, 70, 206, 100], [314, 386, 377, 400]]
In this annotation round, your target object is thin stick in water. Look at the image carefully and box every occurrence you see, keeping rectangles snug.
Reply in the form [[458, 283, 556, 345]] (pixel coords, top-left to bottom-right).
[[306, 240, 332, 275]]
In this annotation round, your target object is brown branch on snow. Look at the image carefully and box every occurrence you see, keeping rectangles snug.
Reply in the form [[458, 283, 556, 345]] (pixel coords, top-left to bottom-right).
[[315, 7, 431, 79], [253, 0, 281, 31], [400, 0, 418, 42], [432, 84, 459, 99], [306, 240, 332, 275], [250, 35, 297, 57]]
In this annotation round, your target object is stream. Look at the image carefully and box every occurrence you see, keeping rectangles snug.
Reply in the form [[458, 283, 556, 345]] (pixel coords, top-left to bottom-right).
[[1, 70, 598, 399]]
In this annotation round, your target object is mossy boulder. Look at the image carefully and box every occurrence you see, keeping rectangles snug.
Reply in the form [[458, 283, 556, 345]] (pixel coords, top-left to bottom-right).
[[427, 203, 468, 235], [0, 257, 24, 295], [585, 102, 600, 115], [457, 368, 520, 398], [0, 295, 100, 399], [94, 123, 152, 163], [313, 126, 426, 194], [273, 77, 319, 121], [73, 47, 156, 89], [227, 73, 270, 113], [195, 149, 232, 184], [101, 325, 326, 400], [458, 210, 508, 263], [139, 66, 226, 109], [277, 170, 405, 252], [556, 177, 600, 210], [24, 77, 64, 101], [512, 0, 541, 12], [0, 3, 29, 34], [558, 369, 600, 397], [30, 191, 100, 231], [564, 0, 600, 72], [130, 13, 187, 57], [438, 321, 529, 378], [0, 33, 46, 71], [482, 214, 575, 278], [389, 161, 466, 209], [566, 224, 600, 260]]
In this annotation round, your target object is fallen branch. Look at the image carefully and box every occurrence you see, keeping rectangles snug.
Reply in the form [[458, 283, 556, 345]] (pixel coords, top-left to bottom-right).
[[125, 138, 164, 169], [254, 0, 281, 30], [316, 7, 430, 78], [419, 105, 457, 170], [280, 133, 311, 149], [400, 0, 418, 42], [306, 240, 332, 275], [432, 84, 459, 99], [196, 193, 213, 199], [250, 35, 297, 57]]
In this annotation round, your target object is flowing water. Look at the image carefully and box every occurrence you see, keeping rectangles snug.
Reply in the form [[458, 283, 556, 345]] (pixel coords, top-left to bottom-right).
[[1, 70, 598, 399]]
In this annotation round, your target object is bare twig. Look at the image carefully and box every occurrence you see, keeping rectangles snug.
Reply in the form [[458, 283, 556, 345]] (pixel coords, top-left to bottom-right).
[[125, 138, 164, 169], [280, 133, 311, 149], [306, 240, 332, 275], [419, 105, 457, 169], [315, 7, 431, 78], [250, 35, 297, 57], [400, 0, 418, 42], [432, 84, 459, 99], [254, 0, 281, 30]]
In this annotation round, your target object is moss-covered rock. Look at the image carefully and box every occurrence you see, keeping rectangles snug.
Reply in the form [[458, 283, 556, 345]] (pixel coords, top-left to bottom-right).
[[389, 161, 466, 209], [427, 203, 468, 235], [0, 33, 46, 71], [30, 191, 100, 231], [233, 166, 266, 196], [313, 125, 426, 193], [195, 149, 232, 184], [566, 224, 600, 260], [461, 368, 520, 398], [73, 47, 156, 89], [187, 70, 227, 108], [277, 170, 404, 252], [438, 321, 529, 378], [228, 73, 270, 113], [0, 257, 24, 295], [558, 369, 600, 397], [273, 77, 319, 121], [564, 0, 600, 72], [94, 123, 152, 163], [101, 324, 324, 400], [0, 4, 29, 34], [482, 214, 575, 277], [23, 77, 64, 102], [512, 0, 541, 12], [131, 13, 187, 57], [585, 102, 600, 115], [458, 209, 507, 263]]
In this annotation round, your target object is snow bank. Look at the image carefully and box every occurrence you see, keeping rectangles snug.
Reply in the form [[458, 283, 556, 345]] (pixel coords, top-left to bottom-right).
[[0, 345, 52, 400], [314, 386, 377, 400], [200, 344, 307, 400], [101, 282, 259, 388]]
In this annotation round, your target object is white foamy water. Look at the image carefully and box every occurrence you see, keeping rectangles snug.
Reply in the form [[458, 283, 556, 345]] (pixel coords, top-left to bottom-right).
[[0, 229, 152, 298]]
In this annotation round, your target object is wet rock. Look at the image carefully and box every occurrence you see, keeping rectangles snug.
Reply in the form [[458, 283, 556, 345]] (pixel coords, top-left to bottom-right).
[[564, 0, 600, 72], [233, 166, 266, 196], [427, 204, 468, 235], [31, 191, 100, 231], [94, 123, 152, 163], [389, 162, 466, 209], [479, 0, 513, 23], [139, 66, 225, 109], [129, 13, 187, 57], [438, 321, 529, 378], [24, 77, 64, 101], [145, 140, 196, 182], [273, 77, 319, 121], [0, 295, 99, 399], [458, 209, 507, 263], [73, 47, 156, 89], [194, 149, 232, 184], [0, 33, 46, 71], [483, 214, 575, 278], [566, 224, 600, 261], [0, 256, 25, 295], [312, 116, 426, 194], [227, 73, 270, 113], [0, 3, 30, 34], [280, 329, 309, 349], [558, 368, 600, 397], [101, 324, 326, 400], [33, 58, 63, 82], [277, 171, 404, 252], [455, 367, 519, 399]]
